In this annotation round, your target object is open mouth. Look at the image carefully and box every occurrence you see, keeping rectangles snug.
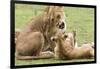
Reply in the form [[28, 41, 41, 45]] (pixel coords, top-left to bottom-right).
[[59, 22, 65, 29]]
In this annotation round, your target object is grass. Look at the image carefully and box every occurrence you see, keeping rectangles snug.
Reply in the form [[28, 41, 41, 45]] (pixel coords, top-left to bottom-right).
[[15, 58, 94, 66], [15, 4, 95, 66]]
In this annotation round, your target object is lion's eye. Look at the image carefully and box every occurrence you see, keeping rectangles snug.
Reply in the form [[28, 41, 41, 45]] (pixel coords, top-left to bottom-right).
[[51, 18, 54, 21], [57, 14, 61, 19]]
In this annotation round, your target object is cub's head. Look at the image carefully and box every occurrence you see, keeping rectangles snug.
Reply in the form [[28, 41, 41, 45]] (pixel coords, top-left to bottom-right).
[[45, 6, 66, 34], [51, 31, 76, 47]]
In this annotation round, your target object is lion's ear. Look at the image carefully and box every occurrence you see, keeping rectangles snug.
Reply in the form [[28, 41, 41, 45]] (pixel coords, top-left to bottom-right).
[[45, 6, 52, 14], [56, 6, 64, 11], [58, 6, 64, 8]]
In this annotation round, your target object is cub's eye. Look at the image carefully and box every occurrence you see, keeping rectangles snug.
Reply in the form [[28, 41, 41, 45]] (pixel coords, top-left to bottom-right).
[[64, 35, 68, 38], [51, 37, 57, 42]]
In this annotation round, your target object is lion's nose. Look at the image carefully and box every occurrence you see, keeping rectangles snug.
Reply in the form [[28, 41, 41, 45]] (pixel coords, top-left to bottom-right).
[[59, 22, 65, 29]]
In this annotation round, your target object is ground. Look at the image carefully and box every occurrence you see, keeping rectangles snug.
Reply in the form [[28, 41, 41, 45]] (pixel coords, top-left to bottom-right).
[[15, 4, 94, 66]]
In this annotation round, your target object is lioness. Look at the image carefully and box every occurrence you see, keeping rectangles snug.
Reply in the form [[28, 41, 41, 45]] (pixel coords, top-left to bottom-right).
[[15, 6, 66, 60], [51, 31, 94, 60]]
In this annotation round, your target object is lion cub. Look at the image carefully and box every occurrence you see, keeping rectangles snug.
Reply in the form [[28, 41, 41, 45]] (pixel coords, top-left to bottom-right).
[[51, 31, 94, 60]]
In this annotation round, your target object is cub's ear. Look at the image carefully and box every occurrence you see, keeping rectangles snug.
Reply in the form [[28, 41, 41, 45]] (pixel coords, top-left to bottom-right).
[[72, 30, 76, 37], [51, 36, 57, 42]]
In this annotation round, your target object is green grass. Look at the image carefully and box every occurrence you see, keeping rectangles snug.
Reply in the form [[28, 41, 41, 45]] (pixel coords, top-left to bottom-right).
[[15, 4, 94, 66], [15, 58, 94, 66], [64, 7, 94, 45]]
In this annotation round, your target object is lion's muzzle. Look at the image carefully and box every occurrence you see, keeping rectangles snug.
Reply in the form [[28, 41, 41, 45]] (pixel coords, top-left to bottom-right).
[[59, 22, 65, 29]]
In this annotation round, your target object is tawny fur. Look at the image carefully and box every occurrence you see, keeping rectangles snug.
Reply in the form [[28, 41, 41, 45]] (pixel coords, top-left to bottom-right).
[[15, 29, 21, 44], [15, 6, 66, 60], [51, 31, 94, 60]]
